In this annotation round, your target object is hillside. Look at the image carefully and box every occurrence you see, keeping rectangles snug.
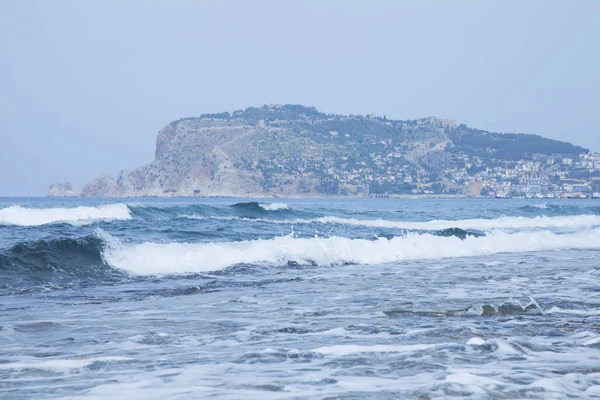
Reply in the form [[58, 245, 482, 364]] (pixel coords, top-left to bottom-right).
[[49, 104, 588, 197]]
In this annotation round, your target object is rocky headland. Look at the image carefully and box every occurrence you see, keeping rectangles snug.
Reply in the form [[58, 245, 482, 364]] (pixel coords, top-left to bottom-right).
[[48, 104, 588, 198]]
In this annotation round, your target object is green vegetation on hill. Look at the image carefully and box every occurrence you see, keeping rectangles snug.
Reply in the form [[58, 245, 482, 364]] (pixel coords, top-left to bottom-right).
[[163, 104, 590, 195], [448, 125, 586, 160], [173, 104, 587, 162]]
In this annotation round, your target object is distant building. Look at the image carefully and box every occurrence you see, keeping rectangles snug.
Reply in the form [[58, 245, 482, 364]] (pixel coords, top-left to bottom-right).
[[527, 184, 542, 194], [468, 181, 483, 196], [572, 184, 589, 192]]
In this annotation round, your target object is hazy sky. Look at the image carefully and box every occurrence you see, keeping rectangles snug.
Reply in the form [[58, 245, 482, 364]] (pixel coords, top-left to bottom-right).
[[1, 0, 599, 196]]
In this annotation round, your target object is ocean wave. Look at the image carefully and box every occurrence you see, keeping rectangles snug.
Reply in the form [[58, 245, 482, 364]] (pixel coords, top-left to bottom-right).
[[0, 204, 131, 226], [185, 216, 485, 239], [385, 297, 544, 317], [516, 203, 583, 215], [125, 203, 295, 224], [310, 215, 600, 231], [0, 234, 125, 294], [259, 202, 289, 211], [183, 214, 600, 232], [0, 235, 105, 271], [231, 201, 290, 212], [5, 227, 599, 281], [99, 228, 600, 275], [0, 227, 484, 284], [529, 203, 549, 209]]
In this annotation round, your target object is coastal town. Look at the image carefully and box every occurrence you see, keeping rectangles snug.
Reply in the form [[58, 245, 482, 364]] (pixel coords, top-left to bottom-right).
[[231, 107, 599, 199], [255, 142, 600, 199], [366, 151, 600, 199]]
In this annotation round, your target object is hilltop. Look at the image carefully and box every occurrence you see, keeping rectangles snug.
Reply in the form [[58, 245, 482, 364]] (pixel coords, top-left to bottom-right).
[[49, 104, 590, 198]]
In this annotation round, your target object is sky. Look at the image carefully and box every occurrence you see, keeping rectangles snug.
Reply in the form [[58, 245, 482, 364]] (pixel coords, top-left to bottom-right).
[[1, 0, 599, 196]]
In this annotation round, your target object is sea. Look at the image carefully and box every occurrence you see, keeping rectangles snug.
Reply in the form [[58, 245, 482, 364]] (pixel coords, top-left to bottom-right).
[[1, 197, 599, 399]]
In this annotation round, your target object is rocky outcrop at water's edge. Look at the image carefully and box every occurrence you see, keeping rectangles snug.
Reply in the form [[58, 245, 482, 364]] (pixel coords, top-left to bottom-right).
[[47, 182, 80, 197]]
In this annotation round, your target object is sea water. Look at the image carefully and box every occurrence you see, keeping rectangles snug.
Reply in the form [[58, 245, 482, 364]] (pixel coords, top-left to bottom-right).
[[1, 197, 599, 399]]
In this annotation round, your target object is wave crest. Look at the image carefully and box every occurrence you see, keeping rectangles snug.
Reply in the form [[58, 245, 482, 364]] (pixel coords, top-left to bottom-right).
[[0, 204, 131, 226], [100, 228, 600, 275], [182, 214, 600, 232], [231, 201, 290, 212], [259, 202, 289, 211], [0, 233, 125, 294], [309, 215, 600, 231], [385, 297, 544, 317]]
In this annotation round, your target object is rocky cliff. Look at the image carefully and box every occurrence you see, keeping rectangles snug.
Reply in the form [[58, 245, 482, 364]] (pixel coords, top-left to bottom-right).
[[48, 104, 586, 197], [78, 119, 269, 197], [47, 182, 80, 197]]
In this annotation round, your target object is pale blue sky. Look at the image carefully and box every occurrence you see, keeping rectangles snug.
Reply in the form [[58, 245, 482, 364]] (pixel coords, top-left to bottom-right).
[[1, 0, 599, 196]]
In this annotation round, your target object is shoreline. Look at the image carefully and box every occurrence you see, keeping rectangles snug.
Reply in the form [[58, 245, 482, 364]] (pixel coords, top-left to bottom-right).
[[39, 194, 599, 200]]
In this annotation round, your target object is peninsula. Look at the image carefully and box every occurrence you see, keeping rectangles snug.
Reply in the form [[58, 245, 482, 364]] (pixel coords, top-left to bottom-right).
[[49, 104, 599, 198]]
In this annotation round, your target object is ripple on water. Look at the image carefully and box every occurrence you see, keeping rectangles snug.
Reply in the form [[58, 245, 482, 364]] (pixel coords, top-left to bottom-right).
[[13, 322, 64, 333]]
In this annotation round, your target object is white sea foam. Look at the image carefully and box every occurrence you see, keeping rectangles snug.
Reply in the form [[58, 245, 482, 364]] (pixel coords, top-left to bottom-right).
[[99, 228, 600, 275], [309, 215, 600, 231], [0, 204, 131, 226], [258, 202, 289, 211], [0, 356, 133, 372], [312, 343, 439, 356], [584, 337, 600, 346], [443, 372, 504, 395], [183, 214, 600, 232], [467, 337, 486, 346], [546, 307, 600, 316], [530, 203, 549, 209]]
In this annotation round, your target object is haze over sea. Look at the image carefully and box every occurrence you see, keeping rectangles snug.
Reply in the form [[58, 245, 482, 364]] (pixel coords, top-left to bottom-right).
[[1, 197, 600, 399]]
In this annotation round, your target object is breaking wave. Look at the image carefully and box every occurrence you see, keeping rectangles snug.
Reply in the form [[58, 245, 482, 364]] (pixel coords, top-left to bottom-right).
[[259, 202, 289, 211], [0, 204, 131, 226], [183, 214, 600, 232], [520, 203, 549, 210], [4, 227, 600, 290], [385, 297, 545, 318], [231, 201, 290, 212], [0, 235, 105, 273], [100, 228, 600, 275], [515, 203, 600, 216], [0, 234, 125, 294], [309, 215, 600, 231]]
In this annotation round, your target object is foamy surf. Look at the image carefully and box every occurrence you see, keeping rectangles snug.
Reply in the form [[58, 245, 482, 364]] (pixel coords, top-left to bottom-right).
[[0, 356, 134, 372], [98, 228, 600, 275], [312, 343, 440, 356], [310, 215, 600, 231], [259, 202, 289, 211], [0, 204, 131, 226], [183, 214, 600, 232], [5, 197, 600, 399]]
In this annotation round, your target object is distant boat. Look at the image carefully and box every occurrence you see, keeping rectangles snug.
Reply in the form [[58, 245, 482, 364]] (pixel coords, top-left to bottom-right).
[[592, 192, 600, 199]]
